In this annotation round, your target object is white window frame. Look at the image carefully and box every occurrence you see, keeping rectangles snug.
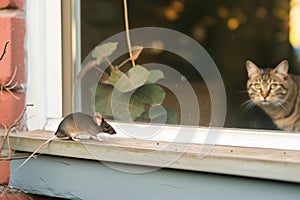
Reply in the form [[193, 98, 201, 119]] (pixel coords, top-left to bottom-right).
[[26, 0, 81, 130], [26, 0, 63, 130], [25, 0, 300, 162]]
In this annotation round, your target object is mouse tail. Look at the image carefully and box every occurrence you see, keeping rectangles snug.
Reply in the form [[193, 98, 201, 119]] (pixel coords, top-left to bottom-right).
[[16, 135, 56, 170]]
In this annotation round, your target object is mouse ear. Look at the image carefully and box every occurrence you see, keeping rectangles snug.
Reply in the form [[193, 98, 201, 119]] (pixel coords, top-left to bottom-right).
[[94, 112, 103, 126]]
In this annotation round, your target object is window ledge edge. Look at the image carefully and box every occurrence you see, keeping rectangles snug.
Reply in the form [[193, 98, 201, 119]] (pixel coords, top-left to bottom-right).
[[3, 130, 300, 183]]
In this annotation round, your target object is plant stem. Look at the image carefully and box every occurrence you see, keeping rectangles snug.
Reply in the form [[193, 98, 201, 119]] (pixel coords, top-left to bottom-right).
[[116, 57, 131, 70], [123, 0, 135, 67], [104, 56, 116, 71]]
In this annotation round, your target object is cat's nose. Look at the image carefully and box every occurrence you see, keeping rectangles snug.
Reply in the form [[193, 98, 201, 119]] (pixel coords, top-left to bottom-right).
[[261, 90, 269, 99]]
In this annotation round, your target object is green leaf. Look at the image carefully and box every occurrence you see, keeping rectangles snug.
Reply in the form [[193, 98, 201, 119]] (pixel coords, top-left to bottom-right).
[[164, 106, 178, 124], [115, 65, 150, 92], [134, 84, 166, 105], [147, 69, 164, 83], [111, 91, 145, 121], [95, 84, 114, 116], [129, 94, 145, 120], [106, 70, 124, 86], [148, 105, 178, 124], [148, 105, 167, 124], [92, 42, 118, 64]]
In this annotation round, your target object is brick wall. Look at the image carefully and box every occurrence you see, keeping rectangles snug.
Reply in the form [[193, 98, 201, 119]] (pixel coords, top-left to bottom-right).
[[0, 0, 25, 129], [0, 0, 25, 186]]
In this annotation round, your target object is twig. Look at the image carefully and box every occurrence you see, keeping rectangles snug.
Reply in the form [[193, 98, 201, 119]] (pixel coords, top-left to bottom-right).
[[104, 56, 116, 71], [0, 104, 33, 151], [0, 40, 20, 100], [1, 124, 11, 157], [0, 66, 20, 99], [0, 40, 9, 61], [0, 155, 37, 161], [115, 57, 131, 70], [123, 0, 135, 67], [115, 46, 143, 70], [6, 65, 18, 86]]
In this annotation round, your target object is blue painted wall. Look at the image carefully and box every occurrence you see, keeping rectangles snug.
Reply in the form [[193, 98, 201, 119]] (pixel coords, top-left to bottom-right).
[[10, 156, 300, 200]]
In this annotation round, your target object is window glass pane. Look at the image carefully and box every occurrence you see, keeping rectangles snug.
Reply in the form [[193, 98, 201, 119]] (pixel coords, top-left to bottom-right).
[[80, 0, 299, 131]]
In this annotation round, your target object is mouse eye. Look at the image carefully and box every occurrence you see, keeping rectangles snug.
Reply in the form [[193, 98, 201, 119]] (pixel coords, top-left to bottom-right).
[[105, 124, 110, 129]]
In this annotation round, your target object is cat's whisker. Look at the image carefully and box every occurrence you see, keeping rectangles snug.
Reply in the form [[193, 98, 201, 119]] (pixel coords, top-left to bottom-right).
[[240, 99, 256, 113], [278, 100, 292, 113]]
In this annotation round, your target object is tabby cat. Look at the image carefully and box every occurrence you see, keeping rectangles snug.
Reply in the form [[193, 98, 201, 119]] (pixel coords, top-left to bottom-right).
[[246, 60, 300, 132]]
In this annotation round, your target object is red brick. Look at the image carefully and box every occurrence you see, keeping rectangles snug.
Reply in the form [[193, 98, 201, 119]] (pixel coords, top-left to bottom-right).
[[0, 160, 10, 185], [0, 11, 25, 88], [0, 193, 33, 200], [0, 0, 24, 9], [0, 91, 25, 128]]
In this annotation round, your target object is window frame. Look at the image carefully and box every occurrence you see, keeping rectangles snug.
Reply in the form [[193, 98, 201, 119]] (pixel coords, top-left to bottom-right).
[[26, 0, 63, 130], [61, 0, 82, 115], [26, 0, 81, 130], [23, 0, 300, 182]]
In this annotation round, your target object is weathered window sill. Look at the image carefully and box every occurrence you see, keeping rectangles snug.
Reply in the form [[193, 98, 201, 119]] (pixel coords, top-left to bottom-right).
[[3, 127, 300, 183]]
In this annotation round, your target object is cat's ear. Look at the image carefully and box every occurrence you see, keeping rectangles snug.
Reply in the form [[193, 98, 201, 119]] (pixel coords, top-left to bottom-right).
[[273, 60, 289, 79], [246, 60, 261, 78]]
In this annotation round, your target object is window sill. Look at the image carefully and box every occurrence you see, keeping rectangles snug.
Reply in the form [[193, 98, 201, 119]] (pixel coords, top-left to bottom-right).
[[3, 126, 300, 183]]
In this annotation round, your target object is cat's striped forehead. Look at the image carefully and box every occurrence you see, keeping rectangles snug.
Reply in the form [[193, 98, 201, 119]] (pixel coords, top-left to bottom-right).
[[254, 68, 279, 82]]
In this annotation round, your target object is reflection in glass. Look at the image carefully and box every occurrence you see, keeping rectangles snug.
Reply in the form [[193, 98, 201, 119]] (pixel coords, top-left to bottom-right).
[[81, 0, 297, 130]]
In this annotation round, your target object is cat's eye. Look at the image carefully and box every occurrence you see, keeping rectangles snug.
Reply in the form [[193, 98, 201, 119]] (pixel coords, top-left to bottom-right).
[[254, 83, 261, 90], [270, 83, 278, 90]]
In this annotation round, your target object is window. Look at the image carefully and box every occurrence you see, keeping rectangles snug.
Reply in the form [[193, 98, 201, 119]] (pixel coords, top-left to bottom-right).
[[24, 1, 300, 147], [15, 0, 300, 182], [80, 0, 299, 130]]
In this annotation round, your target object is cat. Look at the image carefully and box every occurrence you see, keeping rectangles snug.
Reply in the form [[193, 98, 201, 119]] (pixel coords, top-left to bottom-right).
[[246, 60, 300, 132]]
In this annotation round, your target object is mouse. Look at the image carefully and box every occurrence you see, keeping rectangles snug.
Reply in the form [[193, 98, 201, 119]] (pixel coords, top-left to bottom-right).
[[17, 112, 116, 169], [55, 112, 116, 140]]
